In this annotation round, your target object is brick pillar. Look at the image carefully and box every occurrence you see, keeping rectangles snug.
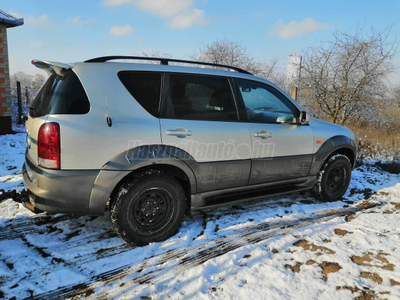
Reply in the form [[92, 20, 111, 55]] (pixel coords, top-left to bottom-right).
[[0, 25, 11, 116], [0, 25, 12, 134]]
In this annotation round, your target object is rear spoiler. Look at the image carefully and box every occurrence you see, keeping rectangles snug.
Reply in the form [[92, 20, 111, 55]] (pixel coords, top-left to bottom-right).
[[31, 60, 72, 77]]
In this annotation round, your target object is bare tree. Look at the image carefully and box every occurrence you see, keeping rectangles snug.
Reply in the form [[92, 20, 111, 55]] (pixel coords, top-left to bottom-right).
[[136, 50, 173, 64], [394, 84, 400, 104], [10, 71, 34, 88], [10, 72, 47, 89], [193, 38, 283, 83], [378, 84, 400, 131], [300, 27, 396, 124], [32, 74, 46, 88]]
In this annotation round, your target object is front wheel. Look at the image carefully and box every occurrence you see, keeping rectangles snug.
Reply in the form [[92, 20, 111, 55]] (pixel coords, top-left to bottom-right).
[[111, 173, 186, 245], [312, 154, 352, 202]]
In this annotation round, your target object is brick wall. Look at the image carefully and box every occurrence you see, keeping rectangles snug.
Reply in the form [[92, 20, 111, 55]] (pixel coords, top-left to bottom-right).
[[0, 25, 11, 117]]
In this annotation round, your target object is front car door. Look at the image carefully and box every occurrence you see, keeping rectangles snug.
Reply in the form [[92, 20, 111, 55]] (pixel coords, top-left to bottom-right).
[[234, 78, 314, 184], [160, 73, 252, 193]]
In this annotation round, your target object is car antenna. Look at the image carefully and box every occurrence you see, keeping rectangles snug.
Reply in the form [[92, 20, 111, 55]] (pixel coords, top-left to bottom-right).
[[105, 96, 112, 127]]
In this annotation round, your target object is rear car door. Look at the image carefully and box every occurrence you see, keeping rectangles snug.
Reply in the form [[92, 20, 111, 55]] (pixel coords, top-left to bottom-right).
[[234, 78, 314, 184], [160, 73, 252, 193]]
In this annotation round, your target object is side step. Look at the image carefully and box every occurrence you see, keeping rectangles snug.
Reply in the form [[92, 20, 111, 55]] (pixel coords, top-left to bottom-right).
[[194, 186, 310, 210]]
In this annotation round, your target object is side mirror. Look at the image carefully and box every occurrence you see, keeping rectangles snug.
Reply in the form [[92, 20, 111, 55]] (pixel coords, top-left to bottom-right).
[[276, 115, 296, 124], [300, 111, 310, 125]]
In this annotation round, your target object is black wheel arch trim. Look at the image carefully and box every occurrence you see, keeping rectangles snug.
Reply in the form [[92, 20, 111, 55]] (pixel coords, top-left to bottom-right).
[[89, 137, 356, 215], [309, 135, 357, 176], [89, 145, 197, 215]]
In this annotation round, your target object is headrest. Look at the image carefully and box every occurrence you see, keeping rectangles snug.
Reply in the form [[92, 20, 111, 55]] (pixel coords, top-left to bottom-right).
[[209, 91, 228, 107]]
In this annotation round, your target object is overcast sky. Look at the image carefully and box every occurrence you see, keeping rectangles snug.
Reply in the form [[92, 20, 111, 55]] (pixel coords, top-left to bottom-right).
[[2, 0, 400, 83]]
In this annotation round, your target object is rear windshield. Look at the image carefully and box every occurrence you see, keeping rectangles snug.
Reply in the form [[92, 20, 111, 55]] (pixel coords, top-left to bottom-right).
[[29, 70, 90, 118]]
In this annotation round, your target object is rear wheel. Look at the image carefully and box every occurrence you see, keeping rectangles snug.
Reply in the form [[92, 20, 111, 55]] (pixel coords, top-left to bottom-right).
[[312, 154, 352, 202], [111, 173, 186, 245]]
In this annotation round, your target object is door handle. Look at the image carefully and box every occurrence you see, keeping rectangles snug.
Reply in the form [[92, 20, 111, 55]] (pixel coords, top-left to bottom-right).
[[166, 128, 192, 137], [254, 130, 272, 139]]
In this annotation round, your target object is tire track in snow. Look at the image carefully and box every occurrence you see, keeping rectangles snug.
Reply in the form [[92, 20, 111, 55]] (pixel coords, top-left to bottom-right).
[[0, 214, 82, 240], [0, 195, 299, 242], [0, 194, 301, 297], [31, 202, 379, 300], [91, 206, 371, 299]]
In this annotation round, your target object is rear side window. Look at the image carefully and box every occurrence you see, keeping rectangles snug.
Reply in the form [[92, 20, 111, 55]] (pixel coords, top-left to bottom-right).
[[161, 74, 238, 121], [30, 71, 90, 118], [118, 72, 162, 117]]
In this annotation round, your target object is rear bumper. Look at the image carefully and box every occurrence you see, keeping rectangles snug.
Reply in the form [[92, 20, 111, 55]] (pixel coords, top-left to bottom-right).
[[22, 155, 100, 215]]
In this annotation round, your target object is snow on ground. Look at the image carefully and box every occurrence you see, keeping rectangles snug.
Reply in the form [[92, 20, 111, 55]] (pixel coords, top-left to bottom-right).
[[0, 133, 26, 192], [0, 133, 399, 299]]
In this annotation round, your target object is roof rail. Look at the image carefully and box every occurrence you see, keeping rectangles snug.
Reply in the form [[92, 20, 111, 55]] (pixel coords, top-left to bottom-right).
[[84, 56, 253, 75]]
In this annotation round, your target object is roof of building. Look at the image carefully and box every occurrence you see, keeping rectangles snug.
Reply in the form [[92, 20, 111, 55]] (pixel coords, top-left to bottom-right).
[[0, 10, 24, 28]]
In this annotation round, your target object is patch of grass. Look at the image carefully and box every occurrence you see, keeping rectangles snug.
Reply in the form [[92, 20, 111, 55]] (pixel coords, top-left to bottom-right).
[[319, 262, 342, 281], [285, 262, 302, 273], [293, 239, 335, 254], [361, 271, 383, 284], [347, 122, 400, 161], [351, 252, 394, 271]]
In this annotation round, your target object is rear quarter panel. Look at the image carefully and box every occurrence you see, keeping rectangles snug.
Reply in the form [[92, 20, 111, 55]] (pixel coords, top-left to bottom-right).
[[25, 115, 48, 165], [46, 64, 162, 170]]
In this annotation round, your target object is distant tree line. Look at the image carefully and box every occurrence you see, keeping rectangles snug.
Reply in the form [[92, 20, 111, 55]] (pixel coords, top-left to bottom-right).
[[11, 28, 398, 127], [191, 29, 398, 127], [10, 72, 46, 90]]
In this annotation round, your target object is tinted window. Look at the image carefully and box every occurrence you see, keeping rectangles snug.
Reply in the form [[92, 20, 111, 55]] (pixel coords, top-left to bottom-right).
[[235, 79, 297, 124], [30, 71, 90, 118], [161, 74, 238, 121], [118, 72, 162, 117]]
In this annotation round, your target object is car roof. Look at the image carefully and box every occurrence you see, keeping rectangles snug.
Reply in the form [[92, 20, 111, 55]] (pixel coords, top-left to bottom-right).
[[79, 61, 256, 79], [32, 57, 304, 112]]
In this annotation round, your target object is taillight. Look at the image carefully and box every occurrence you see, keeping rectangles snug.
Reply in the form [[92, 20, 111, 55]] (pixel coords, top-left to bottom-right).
[[38, 122, 60, 169]]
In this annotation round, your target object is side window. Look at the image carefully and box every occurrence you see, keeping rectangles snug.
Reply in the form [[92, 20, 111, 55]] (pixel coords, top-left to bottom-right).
[[161, 74, 238, 121], [235, 79, 297, 124], [118, 72, 162, 117]]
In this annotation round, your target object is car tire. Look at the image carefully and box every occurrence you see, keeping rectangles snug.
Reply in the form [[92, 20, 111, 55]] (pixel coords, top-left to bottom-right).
[[312, 154, 352, 202], [111, 173, 186, 245]]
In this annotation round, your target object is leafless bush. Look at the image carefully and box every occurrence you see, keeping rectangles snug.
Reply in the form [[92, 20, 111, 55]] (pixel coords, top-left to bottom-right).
[[347, 121, 400, 161]]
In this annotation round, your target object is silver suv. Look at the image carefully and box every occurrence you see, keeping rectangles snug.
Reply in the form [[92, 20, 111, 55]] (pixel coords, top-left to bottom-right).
[[23, 56, 357, 245]]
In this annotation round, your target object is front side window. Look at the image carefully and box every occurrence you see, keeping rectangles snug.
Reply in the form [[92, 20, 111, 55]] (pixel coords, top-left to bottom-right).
[[161, 74, 238, 121], [235, 79, 297, 124]]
